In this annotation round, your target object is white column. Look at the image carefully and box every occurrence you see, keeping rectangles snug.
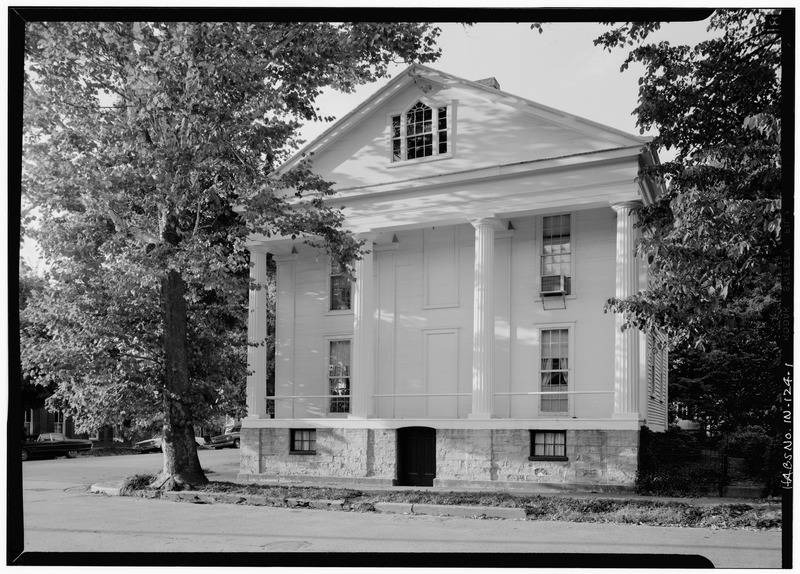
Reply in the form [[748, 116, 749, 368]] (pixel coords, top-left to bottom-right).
[[245, 249, 269, 419], [470, 218, 501, 419], [350, 234, 376, 418], [611, 202, 641, 419]]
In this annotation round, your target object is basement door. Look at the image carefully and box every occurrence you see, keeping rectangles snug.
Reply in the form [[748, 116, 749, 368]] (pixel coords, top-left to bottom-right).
[[397, 427, 436, 487]]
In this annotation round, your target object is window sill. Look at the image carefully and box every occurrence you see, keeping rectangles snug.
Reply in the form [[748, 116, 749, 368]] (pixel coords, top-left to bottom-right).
[[528, 456, 568, 462], [289, 451, 316, 455], [386, 152, 453, 168], [325, 309, 353, 317]]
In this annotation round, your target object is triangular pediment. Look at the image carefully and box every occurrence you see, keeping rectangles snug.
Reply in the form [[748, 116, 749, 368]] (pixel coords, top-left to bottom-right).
[[277, 64, 650, 195]]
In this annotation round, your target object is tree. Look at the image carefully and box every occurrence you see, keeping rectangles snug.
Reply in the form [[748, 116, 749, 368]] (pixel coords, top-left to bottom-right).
[[533, 10, 786, 436], [21, 20, 442, 488], [668, 284, 782, 435], [589, 10, 783, 345]]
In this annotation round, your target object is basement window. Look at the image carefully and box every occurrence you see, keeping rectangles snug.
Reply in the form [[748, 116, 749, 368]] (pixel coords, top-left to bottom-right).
[[290, 429, 316, 454], [529, 430, 568, 461]]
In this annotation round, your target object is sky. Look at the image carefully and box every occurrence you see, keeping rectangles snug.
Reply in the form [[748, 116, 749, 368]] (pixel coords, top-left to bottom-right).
[[298, 18, 718, 152], [16, 13, 721, 270]]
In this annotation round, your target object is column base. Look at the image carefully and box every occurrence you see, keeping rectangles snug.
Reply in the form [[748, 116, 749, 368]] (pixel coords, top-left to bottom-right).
[[467, 413, 494, 420], [244, 414, 268, 420], [612, 412, 642, 421]]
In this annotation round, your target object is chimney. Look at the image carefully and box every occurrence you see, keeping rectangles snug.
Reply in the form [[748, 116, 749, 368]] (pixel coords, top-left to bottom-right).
[[475, 77, 500, 90]]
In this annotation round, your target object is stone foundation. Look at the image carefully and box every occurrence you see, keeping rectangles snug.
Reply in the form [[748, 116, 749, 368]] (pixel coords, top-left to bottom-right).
[[240, 427, 397, 481], [435, 429, 639, 487], [240, 427, 639, 489]]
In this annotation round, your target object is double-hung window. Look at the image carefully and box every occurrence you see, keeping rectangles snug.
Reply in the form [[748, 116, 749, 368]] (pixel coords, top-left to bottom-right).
[[53, 411, 64, 434], [541, 214, 572, 295], [328, 340, 351, 413], [540, 328, 569, 414], [329, 259, 352, 311], [390, 101, 451, 163]]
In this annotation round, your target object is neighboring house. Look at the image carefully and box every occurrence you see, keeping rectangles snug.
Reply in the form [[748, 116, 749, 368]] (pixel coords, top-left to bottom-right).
[[23, 406, 74, 437], [240, 65, 668, 490]]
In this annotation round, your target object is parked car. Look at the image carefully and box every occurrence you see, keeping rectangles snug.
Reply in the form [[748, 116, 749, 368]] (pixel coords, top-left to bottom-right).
[[134, 435, 207, 453], [210, 424, 241, 449], [21, 433, 93, 461], [134, 435, 164, 453]]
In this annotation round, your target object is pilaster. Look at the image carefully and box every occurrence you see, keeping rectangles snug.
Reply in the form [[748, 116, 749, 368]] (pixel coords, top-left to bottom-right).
[[350, 234, 377, 418]]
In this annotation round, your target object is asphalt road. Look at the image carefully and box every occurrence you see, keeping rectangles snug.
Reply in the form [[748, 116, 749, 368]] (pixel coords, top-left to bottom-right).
[[12, 449, 785, 568]]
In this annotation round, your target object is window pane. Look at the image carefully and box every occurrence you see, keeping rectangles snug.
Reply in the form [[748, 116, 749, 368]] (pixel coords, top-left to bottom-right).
[[329, 341, 351, 413], [532, 431, 566, 458], [541, 215, 571, 291]]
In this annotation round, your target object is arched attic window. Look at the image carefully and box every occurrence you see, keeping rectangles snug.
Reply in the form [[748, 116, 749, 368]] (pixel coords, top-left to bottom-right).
[[390, 101, 451, 163]]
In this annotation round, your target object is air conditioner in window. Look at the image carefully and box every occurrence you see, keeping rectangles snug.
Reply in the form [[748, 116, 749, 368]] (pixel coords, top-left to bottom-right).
[[540, 275, 567, 296]]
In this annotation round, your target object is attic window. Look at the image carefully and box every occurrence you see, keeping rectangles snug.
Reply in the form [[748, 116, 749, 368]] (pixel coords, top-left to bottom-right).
[[390, 101, 450, 163]]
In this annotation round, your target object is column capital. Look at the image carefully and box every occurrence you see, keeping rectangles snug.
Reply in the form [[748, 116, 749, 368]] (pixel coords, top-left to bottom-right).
[[470, 217, 507, 231], [610, 200, 643, 214]]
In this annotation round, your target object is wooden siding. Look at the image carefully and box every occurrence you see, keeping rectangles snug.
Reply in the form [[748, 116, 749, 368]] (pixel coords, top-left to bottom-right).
[[273, 207, 620, 420], [646, 331, 669, 430]]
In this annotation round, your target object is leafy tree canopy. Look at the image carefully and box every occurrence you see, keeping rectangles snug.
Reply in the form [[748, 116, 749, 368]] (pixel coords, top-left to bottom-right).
[[21, 20, 442, 487], [591, 10, 783, 345]]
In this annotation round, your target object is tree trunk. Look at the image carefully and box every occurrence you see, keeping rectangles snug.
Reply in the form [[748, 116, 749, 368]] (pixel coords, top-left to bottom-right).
[[152, 268, 208, 490]]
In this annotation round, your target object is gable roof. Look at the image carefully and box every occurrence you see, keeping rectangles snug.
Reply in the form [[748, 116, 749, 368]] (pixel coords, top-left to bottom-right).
[[277, 63, 650, 176]]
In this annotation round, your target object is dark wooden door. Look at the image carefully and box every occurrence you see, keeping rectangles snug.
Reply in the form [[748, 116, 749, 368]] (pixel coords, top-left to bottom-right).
[[397, 427, 436, 487]]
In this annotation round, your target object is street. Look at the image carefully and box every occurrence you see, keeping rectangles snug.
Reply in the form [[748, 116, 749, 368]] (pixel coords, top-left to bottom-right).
[[12, 449, 784, 567]]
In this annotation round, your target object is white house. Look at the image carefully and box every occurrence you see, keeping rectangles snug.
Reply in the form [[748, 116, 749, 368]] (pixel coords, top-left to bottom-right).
[[239, 64, 668, 491]]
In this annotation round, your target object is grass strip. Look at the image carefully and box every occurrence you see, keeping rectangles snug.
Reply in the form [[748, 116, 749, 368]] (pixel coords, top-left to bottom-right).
[[120, 475, 780, 530]]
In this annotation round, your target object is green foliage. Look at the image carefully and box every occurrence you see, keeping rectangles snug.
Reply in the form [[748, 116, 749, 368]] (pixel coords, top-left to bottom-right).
[[668, 286, 783, 436], [637, 427, 723, 496], [592, 10, 783, 345], [723, 426, 773, 478], [119, 473, 157, 495], [20, 20, 442, 477]]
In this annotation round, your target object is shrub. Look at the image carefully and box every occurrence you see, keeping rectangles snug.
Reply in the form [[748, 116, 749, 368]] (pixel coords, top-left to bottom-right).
[[119, 473, 156, 495], [723, 426, 771, 478], [637, 426, 723, 496]]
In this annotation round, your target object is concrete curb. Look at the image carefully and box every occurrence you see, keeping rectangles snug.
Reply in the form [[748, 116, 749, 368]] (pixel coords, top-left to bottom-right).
[[374, 502, 525, 520], [91, 482, 122, 496], [90, 482, 527, 520]]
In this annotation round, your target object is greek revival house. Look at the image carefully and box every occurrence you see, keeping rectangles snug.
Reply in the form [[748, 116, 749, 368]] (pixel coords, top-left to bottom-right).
[[239, 65, 668, 490]]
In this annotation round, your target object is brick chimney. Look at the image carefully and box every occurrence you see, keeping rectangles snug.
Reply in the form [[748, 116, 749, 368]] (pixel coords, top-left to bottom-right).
[[475, 77, 500, 90]]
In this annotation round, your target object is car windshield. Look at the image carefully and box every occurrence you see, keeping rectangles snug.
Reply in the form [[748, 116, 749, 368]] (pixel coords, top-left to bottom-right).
[[51, 433, 67, 441]]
